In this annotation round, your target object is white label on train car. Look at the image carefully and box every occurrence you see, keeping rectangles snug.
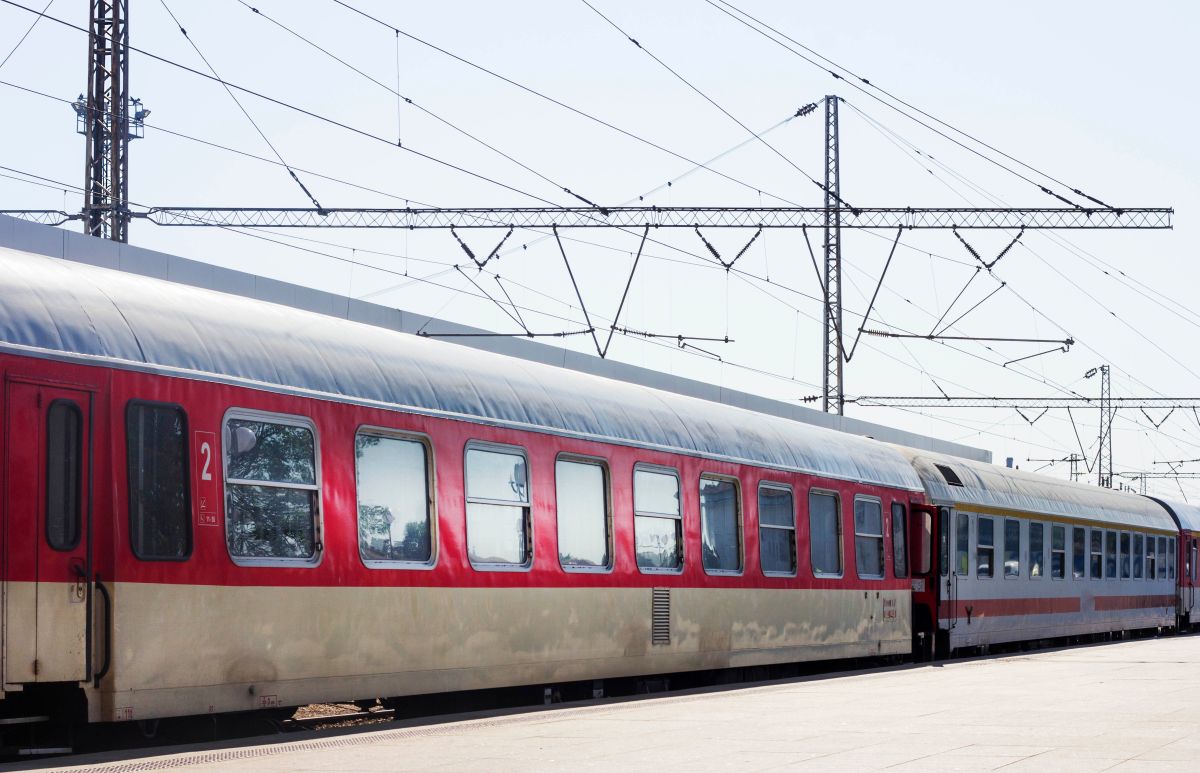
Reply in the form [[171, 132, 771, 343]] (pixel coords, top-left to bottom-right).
[[194, 430, 220, 527]]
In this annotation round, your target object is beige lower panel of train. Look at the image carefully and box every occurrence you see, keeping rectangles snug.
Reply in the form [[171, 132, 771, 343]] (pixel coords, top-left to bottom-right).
[[89, 583, 911, 722]]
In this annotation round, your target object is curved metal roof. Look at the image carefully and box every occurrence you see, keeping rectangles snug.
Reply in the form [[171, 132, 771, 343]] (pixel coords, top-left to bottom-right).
[[0, 248, 923, 490], [897, 446, 1176, 531], [1147, 497, 1200, 532]]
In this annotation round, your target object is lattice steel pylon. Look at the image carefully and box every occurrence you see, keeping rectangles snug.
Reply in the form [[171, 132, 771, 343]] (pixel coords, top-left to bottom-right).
[[822, 95, 844, 415], [1093, 364, 1113, 488], [83, 0, 130, 242]]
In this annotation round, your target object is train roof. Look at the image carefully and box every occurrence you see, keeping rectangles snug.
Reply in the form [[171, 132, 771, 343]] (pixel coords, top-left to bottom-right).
[[0, 248, 924, 491], [897, 447, 1176, 531], [1146, 497, 1200, 532]]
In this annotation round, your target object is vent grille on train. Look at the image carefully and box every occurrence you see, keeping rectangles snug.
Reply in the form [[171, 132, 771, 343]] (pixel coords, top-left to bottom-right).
[[935, 463, 964, 487], [651, 588, 670, 645]]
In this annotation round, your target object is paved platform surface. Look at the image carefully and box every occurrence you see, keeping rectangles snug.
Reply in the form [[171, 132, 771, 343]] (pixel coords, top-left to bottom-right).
[[31, 635, 1200, 772]]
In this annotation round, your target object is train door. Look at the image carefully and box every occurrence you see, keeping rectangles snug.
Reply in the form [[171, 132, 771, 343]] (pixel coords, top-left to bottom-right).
[[909, 503, 939, 659], [3, 379, 93, 685]]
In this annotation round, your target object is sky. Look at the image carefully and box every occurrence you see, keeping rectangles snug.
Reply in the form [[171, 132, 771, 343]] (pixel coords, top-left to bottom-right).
[[2, 0, 1199, 499]]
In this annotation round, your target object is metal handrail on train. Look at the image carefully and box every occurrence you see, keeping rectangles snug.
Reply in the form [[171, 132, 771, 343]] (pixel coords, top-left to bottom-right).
[[93, 574, 112, 688]]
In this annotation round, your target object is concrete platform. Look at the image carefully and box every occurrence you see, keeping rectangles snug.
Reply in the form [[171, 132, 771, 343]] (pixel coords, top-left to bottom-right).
[[33, 635, 1200, 772]]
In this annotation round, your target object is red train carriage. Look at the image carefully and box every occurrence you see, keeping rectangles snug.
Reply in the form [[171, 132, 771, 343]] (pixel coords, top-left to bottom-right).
[[0, 248, 926, 724], [1148, 498, 1200, 629], [899, 448, 1178, 654]]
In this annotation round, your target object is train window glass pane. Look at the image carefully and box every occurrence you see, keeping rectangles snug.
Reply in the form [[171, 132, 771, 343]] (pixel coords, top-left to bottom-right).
[[127, 402, 191, 560], [1072, 526, 1086, 579], [809, 491, 842, 577], [1090, 530, 1103, 579], [700, 476, 741, 574], [1120, 532, 1131, 579], [955, 512, 969, 576], [1146, 535, 1157, 580], [939, 508, 949, 577], [225, 415, 318, 561], [46, 400, 82, 551], [1029, 522, 1043, 579], [355, 433, 432, 565], [635, 467, 682, 571], [1050, 524, 1065, 579], [1105, 530, 1117, 579], [1133, 533, 1144, 579], [976, 516, 994, 579], [892, 503, 908, 579], [1168, 538, 1176, 580], [466, 446, 530, 567], [853, 497, 884, 579], [1157, 537, 1168, 580], [759, 485, 796, 575], [1003, 518, 1020, 578], [555, 458, 611, 570]]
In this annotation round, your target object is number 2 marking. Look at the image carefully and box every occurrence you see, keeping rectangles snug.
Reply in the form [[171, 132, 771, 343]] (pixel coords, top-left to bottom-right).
[[200, 441, 213, 481]]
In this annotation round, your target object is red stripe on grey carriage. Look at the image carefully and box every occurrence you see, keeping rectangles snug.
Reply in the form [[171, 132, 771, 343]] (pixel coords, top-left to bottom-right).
[[943, 597, 1082, 619], [1092, 594, 1176, 611]]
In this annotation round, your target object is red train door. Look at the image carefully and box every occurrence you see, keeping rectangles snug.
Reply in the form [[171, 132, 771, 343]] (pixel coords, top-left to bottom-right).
[[909, 503, 940, 659], [3, 378, 93, 685]]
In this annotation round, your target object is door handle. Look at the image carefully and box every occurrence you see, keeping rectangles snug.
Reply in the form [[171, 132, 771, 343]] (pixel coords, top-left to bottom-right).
[[69, 558, 87, 602]]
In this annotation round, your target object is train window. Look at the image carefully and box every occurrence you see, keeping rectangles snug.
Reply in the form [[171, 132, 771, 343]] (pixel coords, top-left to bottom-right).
[[46, 400, 83, 551], [1166, 538, 1175, 580], [1105, 530, 1117, 579], [1133, 533, 1144, 579], [224, 413, 320, 564], [891, 503, 908, 579], [355, 431, 434, 567], [1029, 522, 1043, 579], [853, 497, 884, 579], [1120, 532, 1131, 579], [1090, 530, 1103, 580], [939, 508, 949, 577], [955, 512, 969, 576], [1191, 540, 1197, 582], [126, 402, 191, 560], [555, 456, 612, 572], [1156, 537, 1167, 580], [1146, 535, 1157, 580], [1072, 527, 1086, 579], [976, 516, 994, 579], [809, 490, 842, 577], [634, 465, 682, 572], [1050, 525, 1065, 579], [1003, 518, 1020, 578], [700, 476, 742, 575], [465, 444, 531, 568], [758, 484, 796, 576]]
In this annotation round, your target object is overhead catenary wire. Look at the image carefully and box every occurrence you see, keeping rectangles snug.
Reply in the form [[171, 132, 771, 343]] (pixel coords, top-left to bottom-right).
[[0, 0, 51, 71]]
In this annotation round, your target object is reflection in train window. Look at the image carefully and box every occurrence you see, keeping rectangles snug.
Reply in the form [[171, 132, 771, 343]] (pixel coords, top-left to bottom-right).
[[853, 497, 884, 579], [634, 466, 682, 572], [1105, 530, 1117, 579], [1169, 538, 1176, 580], [1133, 533, 1145, 579], [1050, 524, 1065, 579], [1072, 527, 1086, 579], [809, 491, 842, 577], [555, 457, 611, 571], [976, 516, 994, 579], [891, 503, 908, 579], [1147, 535, 1157, 580], [759, 484, 796, 576], [956, 512, 969, 577], [1029, 522, 1043, 579], [356, 431, 433, 566], [1157, 537, 1167, 580], [465, 444, 530, 568], [1090, 530, 1104, 580], [1120, 532, 1131, 579], [1003, 518, 1020, 578], [46, 400, 83, 552], [700, 476, 741, 574], [224, 413, 319, 563], [127, 402, 191, 560]]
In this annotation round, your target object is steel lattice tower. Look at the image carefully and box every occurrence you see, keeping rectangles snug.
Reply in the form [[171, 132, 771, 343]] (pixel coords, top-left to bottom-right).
[[83, 0, 130, 242], [822, 95, 843, 415], [1097, 364, 1113, 487]]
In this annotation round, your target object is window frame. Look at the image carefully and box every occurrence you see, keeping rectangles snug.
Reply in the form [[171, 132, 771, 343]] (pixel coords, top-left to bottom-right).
[[633, 463, 684, 575], [758, 482, 797, 578], [354, 426, 437, 571], [976, 515, 995, 579], [852, 494, 885, 580], [1028, 521, 1044, 580], [1050, 523, 1066, 580], [1090, 529, 1104, 580], [1168, 537, 1177, 580], [221, 407, 323, 568], [126, 399, 193, 562], [1133, 532, 1145, 579], [1072, 526, 1086, 580], [464, 440, 533, 572], [45, 398, 84, 552], [698, 473, 743, 576], [554, 452, 614, 574], [808, 488, 844, 579], [1003, 517, 1021, 579], [1119, 531, 1131, 579]]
